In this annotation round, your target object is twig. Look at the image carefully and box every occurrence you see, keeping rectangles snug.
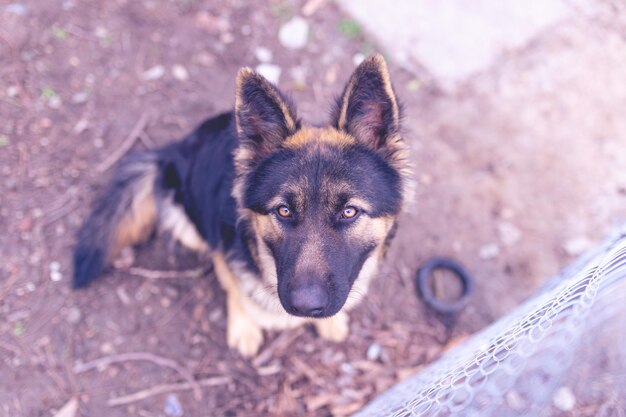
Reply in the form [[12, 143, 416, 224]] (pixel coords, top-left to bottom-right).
[[41, 199, 79, 228], [97, 112, 151, 173], [107, 375, 231, 407], [127, 267, 206, 280], [74, 351, 201, 400], [0, 96, 24, 109], [0, 340, 21, 355], [253, 327, 304, 368], [0, 273, 20, 301], [289, 355, 319, 383], [138, 131, 156, 148]]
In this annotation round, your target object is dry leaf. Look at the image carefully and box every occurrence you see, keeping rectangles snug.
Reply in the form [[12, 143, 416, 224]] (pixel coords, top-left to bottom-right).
[[52, 398, 78, 417]]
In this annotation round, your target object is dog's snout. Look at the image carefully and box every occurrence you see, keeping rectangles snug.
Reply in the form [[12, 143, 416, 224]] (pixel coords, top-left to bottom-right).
[[289, 283, 328, 317]]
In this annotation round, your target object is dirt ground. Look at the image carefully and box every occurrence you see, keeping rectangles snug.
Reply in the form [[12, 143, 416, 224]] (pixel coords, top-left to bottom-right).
[[1, 1, 625, 416]]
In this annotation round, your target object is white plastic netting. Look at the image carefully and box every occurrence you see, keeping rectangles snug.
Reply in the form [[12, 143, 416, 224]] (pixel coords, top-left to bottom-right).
[[354, 225, 626, 417]]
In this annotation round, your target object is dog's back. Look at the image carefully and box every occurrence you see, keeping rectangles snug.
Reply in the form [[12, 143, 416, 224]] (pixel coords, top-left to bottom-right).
[[73, 112, 237, 288]]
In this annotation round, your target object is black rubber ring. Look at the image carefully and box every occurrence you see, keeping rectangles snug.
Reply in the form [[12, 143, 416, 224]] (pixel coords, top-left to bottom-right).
[[417, 257, 474, 314]]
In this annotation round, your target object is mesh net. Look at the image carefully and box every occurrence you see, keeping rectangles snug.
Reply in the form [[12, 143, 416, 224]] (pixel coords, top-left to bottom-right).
[[354, 225, 626, 417]]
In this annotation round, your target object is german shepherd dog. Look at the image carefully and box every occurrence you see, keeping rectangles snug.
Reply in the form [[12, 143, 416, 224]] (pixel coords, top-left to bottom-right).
[[73, 55, 413, 357]]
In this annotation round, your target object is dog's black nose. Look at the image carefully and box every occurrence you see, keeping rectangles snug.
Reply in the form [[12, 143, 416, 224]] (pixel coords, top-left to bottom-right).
[[289, 284, 328, 317]]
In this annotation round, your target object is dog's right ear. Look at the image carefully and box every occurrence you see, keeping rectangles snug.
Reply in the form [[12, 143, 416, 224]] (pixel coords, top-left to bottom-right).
[[234, 68, 299, 171]]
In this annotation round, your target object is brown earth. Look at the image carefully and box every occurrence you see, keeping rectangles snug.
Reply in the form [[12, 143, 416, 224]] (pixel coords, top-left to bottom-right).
[[1, 1, 625, 416]]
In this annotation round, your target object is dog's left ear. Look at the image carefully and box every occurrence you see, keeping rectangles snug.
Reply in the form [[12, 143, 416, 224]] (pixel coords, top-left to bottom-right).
[[234, 68, 299, 170], [333, 54, 401, 151]]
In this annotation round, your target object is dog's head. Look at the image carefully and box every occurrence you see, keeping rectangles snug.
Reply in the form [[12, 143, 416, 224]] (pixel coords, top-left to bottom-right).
[[232, 55, 413, 318]]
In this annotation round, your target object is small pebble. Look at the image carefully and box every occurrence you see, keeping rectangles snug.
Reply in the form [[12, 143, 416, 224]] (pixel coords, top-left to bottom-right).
[[352, 53, 365, 66], [72, 91, 88, 103], [107, 367, 119, 378], [479, 243, 500, 260], [48, 95, 62, 109], [50, 271, 63, 282], [367, 342, 382, 361], [100, 342, 114, 354], [94, 26, 109, 39], [18, 217, 32, 233], [255, 64, 281, 85], [73, 119, 89, 133], [142, 65, 165, 81], [36, 335, 51, 347], [340, 362, 357, 375], [5, 3, 27, 15], [325, 65, 338, 84], [194, 51, 215, 67], [50, 261, 61, 272], [290, 66, 307, 85], [407, 78, 421, 91], [208, 308, 222, 322], [220, 32, 234, 44], [563, 236, 591, 256], [497, 221, 522, 246], [164, 394, 183, 417], [506, 390, 525, 410], [113, 247, 134, 269], [553, 386, 576, 411], [302, 0, 326, 16], [254, 46, 273, 63], [172, 64, 189, 81], [279, 17, 309, 50], [7, 86, 19, 97], [66, 307, 82, 324], [55, 224, 65, 236], [164, 286, 179, 299], [194, 11, 230, 34], [116, 286, 131, 305]]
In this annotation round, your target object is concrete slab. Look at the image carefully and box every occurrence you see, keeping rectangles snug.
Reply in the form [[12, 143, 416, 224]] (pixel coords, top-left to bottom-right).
[[337, 0, 575, 89]]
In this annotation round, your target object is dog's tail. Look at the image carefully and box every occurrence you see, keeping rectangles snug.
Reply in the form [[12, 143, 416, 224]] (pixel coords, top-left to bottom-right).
[[73, 151, 159, 288]]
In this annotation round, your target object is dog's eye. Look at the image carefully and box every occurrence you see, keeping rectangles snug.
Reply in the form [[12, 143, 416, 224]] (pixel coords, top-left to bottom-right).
[[276, 205, 292, 218], [341, 206, 358, 219]]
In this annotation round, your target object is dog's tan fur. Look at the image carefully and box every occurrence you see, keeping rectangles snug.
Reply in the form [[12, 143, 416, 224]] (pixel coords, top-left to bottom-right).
[[160, 199, 210, 253], [284, 126, 355, 148], [111, 164, 158, 256]]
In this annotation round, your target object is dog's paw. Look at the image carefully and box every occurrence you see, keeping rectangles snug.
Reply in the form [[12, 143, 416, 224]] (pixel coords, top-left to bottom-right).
[[315, 311, 350, 342], [227, 315, 264, 357]]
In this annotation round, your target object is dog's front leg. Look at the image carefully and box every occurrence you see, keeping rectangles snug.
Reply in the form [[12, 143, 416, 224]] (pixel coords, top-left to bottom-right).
[[314, 311, 350, 342], [212, 252, 264, 357]]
